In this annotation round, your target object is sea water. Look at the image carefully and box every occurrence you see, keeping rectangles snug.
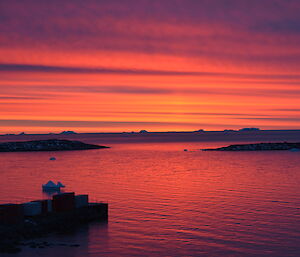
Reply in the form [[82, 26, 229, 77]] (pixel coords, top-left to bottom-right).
[[0, 139, 300, 256]]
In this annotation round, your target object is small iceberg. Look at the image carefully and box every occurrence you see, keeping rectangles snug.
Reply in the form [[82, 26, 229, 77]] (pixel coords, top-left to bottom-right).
[[42, 180, 66, 191], [57, 181, 65, 188], [49, 157, 56, 160]]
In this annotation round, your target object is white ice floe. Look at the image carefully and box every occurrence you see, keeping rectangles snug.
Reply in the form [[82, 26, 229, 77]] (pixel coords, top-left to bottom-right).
[[42, 180, 65, 191]]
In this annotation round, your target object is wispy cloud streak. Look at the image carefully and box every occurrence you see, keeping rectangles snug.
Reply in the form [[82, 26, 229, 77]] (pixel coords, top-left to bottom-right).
[[1, 64, 300, 80]]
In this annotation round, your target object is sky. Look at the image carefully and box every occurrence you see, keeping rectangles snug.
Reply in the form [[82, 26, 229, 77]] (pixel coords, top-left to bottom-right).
[[0, 0, 300, 133]]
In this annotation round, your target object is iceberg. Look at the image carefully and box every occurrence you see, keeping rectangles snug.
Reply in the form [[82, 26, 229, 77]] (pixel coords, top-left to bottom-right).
[[42, 180, 66, 191], [57, 181, 65, 188]]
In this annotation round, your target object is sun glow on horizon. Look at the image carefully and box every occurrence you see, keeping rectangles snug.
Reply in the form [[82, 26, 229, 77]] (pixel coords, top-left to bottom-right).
[[1, 1, 300, 133]]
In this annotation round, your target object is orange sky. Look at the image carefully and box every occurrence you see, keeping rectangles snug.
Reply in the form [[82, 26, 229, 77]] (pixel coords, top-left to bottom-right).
[[0, 0, 300, 133]]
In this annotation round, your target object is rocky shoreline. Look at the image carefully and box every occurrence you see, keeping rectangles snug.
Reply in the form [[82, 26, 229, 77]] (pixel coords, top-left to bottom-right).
[[202, 142, 300, 151], [0, 139, 109, 152], [0, 203, 108, 253]]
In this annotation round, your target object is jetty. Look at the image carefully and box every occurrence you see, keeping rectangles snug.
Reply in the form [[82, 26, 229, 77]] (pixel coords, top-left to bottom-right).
[[202, 142, 300, 151], [0, 139, 109, 152], [0, 193, 108, 253]]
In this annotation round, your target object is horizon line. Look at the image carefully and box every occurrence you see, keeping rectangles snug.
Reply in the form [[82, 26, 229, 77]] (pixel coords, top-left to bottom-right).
[[1, 128, 300, 136]]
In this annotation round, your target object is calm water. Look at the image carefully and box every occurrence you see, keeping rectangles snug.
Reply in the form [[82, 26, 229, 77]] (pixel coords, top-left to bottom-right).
[[0, 139, 300, 256]]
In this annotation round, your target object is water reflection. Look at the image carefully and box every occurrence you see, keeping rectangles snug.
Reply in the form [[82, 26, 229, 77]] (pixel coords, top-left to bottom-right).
[[42, 189, 65, 198], [1, 221, 109, 257]]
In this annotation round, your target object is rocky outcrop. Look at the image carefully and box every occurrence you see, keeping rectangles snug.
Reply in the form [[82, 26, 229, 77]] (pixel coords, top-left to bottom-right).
[[202, 142, 300, 151], [0, 139, 109, 152]]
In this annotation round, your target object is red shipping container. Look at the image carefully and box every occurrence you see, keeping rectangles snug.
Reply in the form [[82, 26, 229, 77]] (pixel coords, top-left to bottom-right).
[[52, 192, 75, 212]]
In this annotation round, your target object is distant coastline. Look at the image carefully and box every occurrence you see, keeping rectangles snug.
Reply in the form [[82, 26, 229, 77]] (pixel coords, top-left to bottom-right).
[[1, 130, 300, 145], [2, 128, 300, 137]]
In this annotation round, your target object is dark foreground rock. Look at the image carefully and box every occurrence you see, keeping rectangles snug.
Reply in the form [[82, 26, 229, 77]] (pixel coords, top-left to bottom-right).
[[0, 203, 108, 253], [202, 142, 300, 151], [0, 139, 109, 152]]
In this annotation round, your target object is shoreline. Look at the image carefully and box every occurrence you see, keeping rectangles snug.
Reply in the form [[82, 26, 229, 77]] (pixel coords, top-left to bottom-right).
[[0, 202, 108, 254]]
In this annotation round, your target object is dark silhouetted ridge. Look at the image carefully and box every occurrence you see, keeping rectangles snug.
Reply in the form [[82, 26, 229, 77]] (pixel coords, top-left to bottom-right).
[[203, 142, 300, 151], [0, 139, 109, 152]]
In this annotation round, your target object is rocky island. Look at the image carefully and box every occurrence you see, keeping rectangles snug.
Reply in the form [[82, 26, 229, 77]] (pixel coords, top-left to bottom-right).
[[0, 139, 109, 152], [202, 142, 300, 151]]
